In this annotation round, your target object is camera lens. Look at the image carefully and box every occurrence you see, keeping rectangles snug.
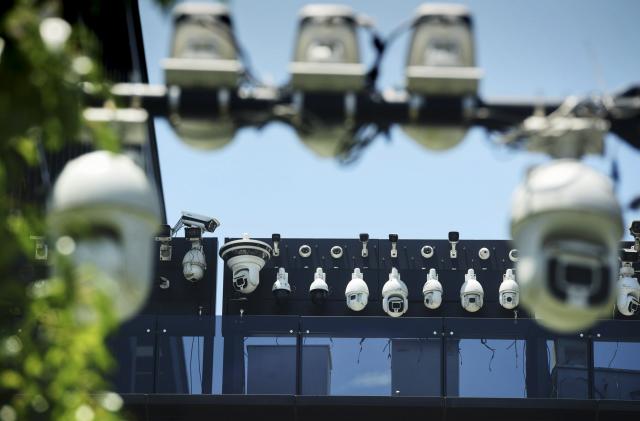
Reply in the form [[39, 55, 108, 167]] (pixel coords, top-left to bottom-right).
[[506, 296, 512, 303], [299, 245, 312, 257], [468, 297, 476, 303], [421, 245, 434, 258]]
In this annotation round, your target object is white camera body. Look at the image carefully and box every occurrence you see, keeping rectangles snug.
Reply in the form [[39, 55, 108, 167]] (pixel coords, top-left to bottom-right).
[[180, 211, 220, 233], [460, 269, 483, 312], [499, 268, 519, 310], [617, 263, 639, 316], [382, 268, 408, 317], [511, 159, 623, 332], [219, 234, 272, 294], [272, 267, 292, 303], [48, 151, 161, 321], [182, 240, 207, 282], [345, 268, 368, 311], [309, 267, 329, 305], [422, 268, 443, 309]]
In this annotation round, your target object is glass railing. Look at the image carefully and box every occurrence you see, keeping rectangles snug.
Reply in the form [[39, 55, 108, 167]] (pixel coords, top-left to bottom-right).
[[107, 316, 640, 400]]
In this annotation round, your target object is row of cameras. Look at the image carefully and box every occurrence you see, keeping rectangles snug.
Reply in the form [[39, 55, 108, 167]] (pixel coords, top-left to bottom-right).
[[218, 233, 639, 320], [161, 2, 483, 154], [41, 147, 637, 333]]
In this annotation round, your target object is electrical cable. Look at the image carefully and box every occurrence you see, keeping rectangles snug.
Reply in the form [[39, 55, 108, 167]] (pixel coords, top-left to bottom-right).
[[480, 338, 496, 372]]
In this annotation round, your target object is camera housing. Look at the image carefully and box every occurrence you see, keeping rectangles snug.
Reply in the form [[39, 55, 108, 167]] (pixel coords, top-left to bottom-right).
[[48, 151, 161, 321], [182, 227, 207, 282], [219, 234, 272, 294], [345, 268, 368, 311], [511, 159, 623, 332], [617, 262, 639, 316], [422, 268, 443, 310], [178, 211, 220, 233], [272, 267, 292, 304], [382, 268, 409, 317], [499, 269, 519, 310], [421, 245, 434, 259], [460, 269, 484, 312], [309, 267, 329, 305]]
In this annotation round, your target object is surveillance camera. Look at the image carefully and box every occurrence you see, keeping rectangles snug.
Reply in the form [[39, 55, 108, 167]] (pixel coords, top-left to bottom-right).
[[617, 263, 639, 316], [182, 241, 206, 282], [382, 268, 408, 317], [460, 269, 483, 312], [345, 268, 368, 311], [330, 245, 344, 259], [511, 159, 623, 332], [499, 269, 519, 310], [478, 247, 491, 260], [421, 245, 434, 259], [309, 268, 329, 305], [179, 211, 220, 233], [48, 151, 161, 321], [299, 244, 312, 258], [509, 249, 519, 262], [219, 234, 272, 294], [630, 220, 640, 238], [422, 268, 443, 310], [272, 268, 291, 304]]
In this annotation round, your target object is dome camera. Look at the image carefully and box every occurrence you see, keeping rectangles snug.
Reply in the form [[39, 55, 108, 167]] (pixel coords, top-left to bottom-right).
[[499, 269, 519, 310], [460, 269, 483, 312], [617, 262, 639, 316], [345, 268, 368, 311], [421, 245, 434, 259], [48, 151, 161, 321], [272, 267, 292, 304], [511, 159, 623, 332], [330, 245, 343, 259], [182, 227, 207, 282], [299, 244, 312, 258], [219, 234, 272, 294], [422, 268, 443, 310], [309, 267, 329, 305], [382, 268, 408, 317]]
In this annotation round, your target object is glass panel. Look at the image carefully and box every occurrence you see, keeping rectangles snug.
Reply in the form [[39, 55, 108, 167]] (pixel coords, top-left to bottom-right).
[[244, 336, 297, 394], [447, 339, 527, 398], [594, 341, 640, 400], [546, 339, 588, 399]]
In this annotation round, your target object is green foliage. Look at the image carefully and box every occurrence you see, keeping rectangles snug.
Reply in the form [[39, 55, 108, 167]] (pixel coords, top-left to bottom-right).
[[0, 0, 172, 419]]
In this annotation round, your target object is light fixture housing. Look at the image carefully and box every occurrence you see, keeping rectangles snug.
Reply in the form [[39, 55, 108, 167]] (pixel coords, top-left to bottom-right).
[[163, 2, 242, 150], [511, 159, 622, 332], [48, 151, 161, 321]]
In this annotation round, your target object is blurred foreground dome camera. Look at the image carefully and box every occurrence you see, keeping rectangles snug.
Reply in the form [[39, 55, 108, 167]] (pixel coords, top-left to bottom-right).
[[309, 267, 329, 305], [345, 268, 368, 311], [382, 268, 408, 317], [219, 233, 272, 294], [511, 159, 623, 332], [48, 151, 161, 321], [163, 2, 243, 150]]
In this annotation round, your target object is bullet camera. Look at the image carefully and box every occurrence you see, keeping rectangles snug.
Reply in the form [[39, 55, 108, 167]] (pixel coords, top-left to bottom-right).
[[272, 268, 291, 304], [511, 159, 623, 332], [422, 268, 443, 310], [345, 268, 368, 311], [182, 227, 207, 282], [460, 269, 483, 312], [499, 269, 519, 310], [219, 234, 272, 294], [309, 267, 329, 305], [382, 268, 408, 317], [617, 257, 639, 316], [174, 211, 220, 234], [48, 151, 161, 321]]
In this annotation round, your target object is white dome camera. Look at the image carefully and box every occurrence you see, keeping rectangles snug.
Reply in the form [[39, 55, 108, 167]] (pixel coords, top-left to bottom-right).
[[422, 268, 443, 310], [499, 269, 519, 310], [511, 159, 623, 332], [345, 268, 368, 311], [460, 269, 484, 312], [48, 151, 161, 321], [182, 227, 207, 282], [309, 267, 329, 305], [617, 263, 639, 316], [382, 268, 408, 317], [272, 267, 292, 304], [219, 234, 272, 294]]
